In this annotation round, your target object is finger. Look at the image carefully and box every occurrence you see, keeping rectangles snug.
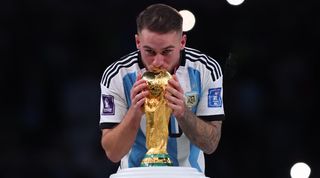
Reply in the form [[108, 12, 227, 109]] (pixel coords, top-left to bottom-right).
[[166, 101, 185, 119], [166, 86, 184, 101], [165, 91, 184, 105], [136, 71, 143, 80], [134, 90, 149, 107], [133, 80, 147, 90], [132, 72, 145, 89], [136, 91, 148, 106], [136, 97, 146, 107], [167, 102, 183, 111], [131, 80, 148, 98], [169, 75, 184, 93], [133, 77, 146, 87]]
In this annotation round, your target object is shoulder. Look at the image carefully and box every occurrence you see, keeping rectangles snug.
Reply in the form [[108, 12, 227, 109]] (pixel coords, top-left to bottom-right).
[[184, 47, 218, 64], [100, 50, 140, 87], [184, 47, 223, 81], [111, 50, 140, 68]]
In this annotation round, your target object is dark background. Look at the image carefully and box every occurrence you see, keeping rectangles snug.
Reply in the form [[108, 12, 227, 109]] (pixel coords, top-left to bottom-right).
[[1, 0, 319, 178]]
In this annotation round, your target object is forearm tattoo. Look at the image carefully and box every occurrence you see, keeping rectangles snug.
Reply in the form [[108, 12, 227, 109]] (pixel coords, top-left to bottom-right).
[[178, 109, 221, 154]]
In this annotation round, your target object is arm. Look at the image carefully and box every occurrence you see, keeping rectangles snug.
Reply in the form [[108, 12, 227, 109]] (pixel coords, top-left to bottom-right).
[[165, 75, 222, 154], [177, 110, 222, 154], [101, 74, 149, 162], [101, 108, 142, 163]]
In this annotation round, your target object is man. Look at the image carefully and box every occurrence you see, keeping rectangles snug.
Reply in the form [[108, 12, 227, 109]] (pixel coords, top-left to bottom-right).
[[100, 3, 224, 173]]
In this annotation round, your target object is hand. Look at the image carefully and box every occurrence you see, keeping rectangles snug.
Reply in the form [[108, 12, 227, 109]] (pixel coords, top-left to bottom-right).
[[130, 72, 149, 117], [165, 74, 186, 119]]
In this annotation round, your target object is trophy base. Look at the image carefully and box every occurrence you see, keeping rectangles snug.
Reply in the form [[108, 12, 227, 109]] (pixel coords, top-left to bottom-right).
[[140, 153, 173, 167], [110, 167, 209, 178]]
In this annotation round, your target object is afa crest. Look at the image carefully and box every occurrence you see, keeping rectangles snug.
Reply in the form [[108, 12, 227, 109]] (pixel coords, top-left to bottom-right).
[[184, 91, 198, 108]]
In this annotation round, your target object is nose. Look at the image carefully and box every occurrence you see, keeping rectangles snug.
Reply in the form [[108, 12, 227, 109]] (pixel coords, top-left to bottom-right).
[[152, 54, 164, 68]]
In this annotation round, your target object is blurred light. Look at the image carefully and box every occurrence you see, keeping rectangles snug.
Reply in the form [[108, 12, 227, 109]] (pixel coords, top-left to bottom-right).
[[290, 162, 311, 178], [226, 0, 245, 6], [179, 10, 196, 32]]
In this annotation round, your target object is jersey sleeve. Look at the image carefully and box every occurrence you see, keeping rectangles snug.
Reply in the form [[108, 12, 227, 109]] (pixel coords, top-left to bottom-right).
[[196, 66, 225, 121], [99, 77, 127, 129]]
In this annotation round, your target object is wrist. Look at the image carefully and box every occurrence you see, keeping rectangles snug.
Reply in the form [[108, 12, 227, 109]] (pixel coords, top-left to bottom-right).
[[127, 107, 143, 128], [175, 106, 187, 120]]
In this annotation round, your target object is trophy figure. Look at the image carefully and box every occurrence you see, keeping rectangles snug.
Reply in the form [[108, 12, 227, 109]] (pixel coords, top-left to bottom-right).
[[140, 70, 173, 167]]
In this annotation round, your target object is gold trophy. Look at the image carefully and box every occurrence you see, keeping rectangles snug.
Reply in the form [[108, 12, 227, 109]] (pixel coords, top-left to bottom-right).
[[140, 70, 173, 167]]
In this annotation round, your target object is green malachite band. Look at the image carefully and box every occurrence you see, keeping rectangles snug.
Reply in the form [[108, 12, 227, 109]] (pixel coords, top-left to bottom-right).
[[143, 154, 169, 158], [140, 162, 173, 167], [140, 153, 173, 167]]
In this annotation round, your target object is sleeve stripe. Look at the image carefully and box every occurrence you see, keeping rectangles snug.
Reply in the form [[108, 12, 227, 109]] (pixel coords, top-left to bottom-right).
[[186, 54, 221, 81], [99, 122, 119, 129], [101, 51, 138, 84], [184, 47, 222, 81], [101, 55, 131, 84], [208, 56, 222, 77], [198, 114, 225, 121], [101, 51, 139, 87], [186, 48, 222, 76]]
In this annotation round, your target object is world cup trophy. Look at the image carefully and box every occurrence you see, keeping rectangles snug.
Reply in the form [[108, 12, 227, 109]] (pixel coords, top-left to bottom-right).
[[140, 70, 173, 167]]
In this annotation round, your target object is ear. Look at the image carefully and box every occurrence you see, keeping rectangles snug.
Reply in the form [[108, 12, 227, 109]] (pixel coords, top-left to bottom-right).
[[180, 34, 187, 50], [135, 34, 140, 49]]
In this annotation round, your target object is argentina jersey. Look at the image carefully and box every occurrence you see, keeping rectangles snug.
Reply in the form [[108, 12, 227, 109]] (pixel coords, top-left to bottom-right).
[[99, 47, 224, 173]]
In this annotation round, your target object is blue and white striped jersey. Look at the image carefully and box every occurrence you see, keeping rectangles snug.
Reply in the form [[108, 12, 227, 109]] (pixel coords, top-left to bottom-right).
[[99, 47, 224, 173]]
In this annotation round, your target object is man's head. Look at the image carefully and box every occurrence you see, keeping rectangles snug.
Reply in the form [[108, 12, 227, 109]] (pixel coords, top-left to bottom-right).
[[135, 4, 187, 73], [136, 3, 183, 34]]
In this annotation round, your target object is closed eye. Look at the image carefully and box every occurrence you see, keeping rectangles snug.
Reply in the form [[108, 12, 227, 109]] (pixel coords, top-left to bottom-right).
[[145, 49, 156, 56], [161, 49, 173, 56]]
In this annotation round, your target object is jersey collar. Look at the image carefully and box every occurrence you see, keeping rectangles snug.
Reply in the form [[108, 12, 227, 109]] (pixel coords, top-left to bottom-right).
[[180, 48, 186, 67]]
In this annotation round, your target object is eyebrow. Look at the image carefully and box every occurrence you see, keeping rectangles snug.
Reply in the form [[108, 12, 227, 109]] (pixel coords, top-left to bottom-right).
[[142, 45, 175, 51]]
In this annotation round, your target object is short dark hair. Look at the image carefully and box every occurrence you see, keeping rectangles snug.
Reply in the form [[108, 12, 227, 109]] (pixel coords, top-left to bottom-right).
[[136, 3, 183, 34]]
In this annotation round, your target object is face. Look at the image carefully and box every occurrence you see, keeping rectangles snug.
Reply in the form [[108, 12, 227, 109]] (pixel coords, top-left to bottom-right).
[[135, 29, 186, 73]]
